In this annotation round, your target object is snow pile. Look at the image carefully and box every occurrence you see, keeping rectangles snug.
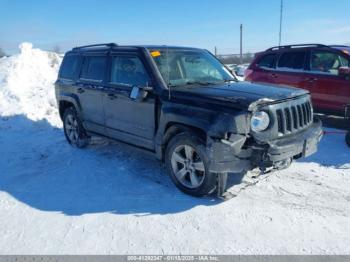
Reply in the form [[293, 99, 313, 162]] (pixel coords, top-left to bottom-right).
[[0, 43, 62, 125]]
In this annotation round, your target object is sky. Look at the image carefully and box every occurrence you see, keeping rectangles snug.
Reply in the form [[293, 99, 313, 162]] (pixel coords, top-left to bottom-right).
[[1, 0, 350, 55]]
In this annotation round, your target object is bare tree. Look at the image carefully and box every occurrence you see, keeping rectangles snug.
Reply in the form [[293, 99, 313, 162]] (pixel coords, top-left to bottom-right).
[[0, 47, 6, 58], [53, 45, 61, 54]]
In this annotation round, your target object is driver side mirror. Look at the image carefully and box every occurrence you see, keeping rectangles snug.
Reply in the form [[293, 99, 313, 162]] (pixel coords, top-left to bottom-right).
[[339, 67, 350, 79], [130, 86, 152, 101]]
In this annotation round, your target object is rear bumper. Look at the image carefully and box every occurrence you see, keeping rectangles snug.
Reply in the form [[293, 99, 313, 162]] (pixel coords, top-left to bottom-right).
[[208, 119, 323, 173]]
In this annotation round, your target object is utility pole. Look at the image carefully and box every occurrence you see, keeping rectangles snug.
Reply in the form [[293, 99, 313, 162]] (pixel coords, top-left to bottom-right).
[[240, 24, 243, 64], [279, 0, 283, 46], [214, 46, 217, 56]]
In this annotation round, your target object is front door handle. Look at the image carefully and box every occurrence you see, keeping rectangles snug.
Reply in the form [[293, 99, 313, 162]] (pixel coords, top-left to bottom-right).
[[107, 93, 118, 100], [77, 88, 85, 94], [271, 73, 278, 78]]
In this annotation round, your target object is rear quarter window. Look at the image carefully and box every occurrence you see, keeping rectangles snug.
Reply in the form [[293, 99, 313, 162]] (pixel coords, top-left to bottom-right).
[[59, 54, 80, 80], [277, 51, 306, 70], [257, 53, 278, 69]]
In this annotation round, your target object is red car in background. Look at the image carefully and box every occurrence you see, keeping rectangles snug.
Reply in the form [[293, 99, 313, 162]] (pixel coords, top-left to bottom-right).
[[245, 44, 350, 118]]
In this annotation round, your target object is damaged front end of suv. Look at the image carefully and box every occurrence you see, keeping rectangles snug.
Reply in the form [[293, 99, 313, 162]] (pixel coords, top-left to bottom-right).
[[207, 93, 323, 176]]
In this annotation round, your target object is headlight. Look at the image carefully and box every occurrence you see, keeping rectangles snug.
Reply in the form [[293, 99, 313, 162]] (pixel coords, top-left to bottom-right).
[[251, 111, 270, 132]]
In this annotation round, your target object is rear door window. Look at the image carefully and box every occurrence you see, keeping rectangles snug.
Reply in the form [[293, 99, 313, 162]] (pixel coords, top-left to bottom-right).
[[80, 56, 107, 81], [310, 50, 349, 75], [257, 53, 278, 69], [60, 54, 79, 79], [277, 51, 306, 71]]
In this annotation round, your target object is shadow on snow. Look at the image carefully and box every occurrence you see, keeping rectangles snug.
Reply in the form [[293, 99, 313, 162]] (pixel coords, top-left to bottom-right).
[[1, 115, 348, 216], [0, 115, 228, 216]]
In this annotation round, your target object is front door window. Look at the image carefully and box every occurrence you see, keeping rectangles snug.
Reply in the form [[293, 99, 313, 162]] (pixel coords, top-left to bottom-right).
[[310, 51, 349, 75], [110, 56, 150, 87]]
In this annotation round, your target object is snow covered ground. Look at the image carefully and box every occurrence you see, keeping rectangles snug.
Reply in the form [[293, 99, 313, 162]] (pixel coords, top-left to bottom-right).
[[0, 43, 350, 254]]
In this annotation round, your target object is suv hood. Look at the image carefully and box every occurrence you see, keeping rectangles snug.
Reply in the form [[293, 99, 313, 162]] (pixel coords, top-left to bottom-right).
[[169, 81, 309, 110]]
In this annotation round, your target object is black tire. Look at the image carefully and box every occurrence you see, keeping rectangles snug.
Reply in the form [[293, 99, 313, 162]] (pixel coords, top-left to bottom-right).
[[346, 131, 350, 147], [165, 132, 220, 197], [63, 107, 89, 148]]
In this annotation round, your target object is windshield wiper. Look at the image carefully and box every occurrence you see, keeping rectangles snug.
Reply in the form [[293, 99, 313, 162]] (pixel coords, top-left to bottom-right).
[[168, 81, 217, 88], [223, 79, 237, 83], [185, 81, 214, 86]]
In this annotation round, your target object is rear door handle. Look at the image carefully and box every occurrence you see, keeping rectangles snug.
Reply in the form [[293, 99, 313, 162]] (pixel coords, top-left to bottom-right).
[[271, 73, 278, 78], [107, 93, 118, 100], [306, 77, 318, 82], [77, 88, 85, 94]]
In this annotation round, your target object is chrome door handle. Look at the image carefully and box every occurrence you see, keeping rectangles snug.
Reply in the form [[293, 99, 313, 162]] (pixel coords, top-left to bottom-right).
[[77, 88, 85, 94]]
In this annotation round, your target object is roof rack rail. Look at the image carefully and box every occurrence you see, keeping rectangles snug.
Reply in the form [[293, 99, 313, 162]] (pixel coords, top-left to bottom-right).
[[329, 45, 350, 48], [266, 44, 329, 51], [72, 43, 118, 51]]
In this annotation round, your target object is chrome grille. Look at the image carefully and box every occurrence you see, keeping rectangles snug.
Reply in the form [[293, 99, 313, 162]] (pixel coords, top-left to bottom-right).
[[275, 100, 313, 136]]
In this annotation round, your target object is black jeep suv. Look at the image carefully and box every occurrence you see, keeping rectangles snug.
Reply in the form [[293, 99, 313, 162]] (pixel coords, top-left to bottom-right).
[[55, 43, 323, 197]]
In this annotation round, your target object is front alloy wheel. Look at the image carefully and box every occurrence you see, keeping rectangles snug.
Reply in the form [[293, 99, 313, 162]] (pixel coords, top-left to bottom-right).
[[171, 144, 206, 189], [165, 132, 219, 197]]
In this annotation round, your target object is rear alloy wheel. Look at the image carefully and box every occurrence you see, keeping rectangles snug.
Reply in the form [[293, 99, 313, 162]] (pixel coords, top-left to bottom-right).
[[346, 131, 350, 147], [165, 132, 220, 197], [63, 107, 89, 148]]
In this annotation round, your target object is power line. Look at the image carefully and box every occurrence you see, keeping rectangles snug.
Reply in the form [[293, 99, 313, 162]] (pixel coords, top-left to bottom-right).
[[279, 0, 284, 46]]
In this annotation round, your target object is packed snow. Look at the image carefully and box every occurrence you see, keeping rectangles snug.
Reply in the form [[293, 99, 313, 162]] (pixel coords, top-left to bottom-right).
[[0, 43, 350, 254]]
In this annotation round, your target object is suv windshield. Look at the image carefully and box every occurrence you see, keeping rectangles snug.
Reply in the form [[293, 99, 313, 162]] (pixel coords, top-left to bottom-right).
[[148, 49, 236, 87]]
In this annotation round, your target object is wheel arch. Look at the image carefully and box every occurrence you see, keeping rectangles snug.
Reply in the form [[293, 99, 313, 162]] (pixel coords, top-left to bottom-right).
[[156, 122, 208, 161], [58, 94, 81, 120]]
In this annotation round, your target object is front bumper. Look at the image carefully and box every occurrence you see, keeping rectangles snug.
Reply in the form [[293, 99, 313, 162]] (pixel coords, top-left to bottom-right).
[[208, 119, 323, 173]]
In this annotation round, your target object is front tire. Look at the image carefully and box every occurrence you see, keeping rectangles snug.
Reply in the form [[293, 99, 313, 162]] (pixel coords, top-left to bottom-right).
[[63, 107, 89, 148], [165, 132, 219, 197]]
